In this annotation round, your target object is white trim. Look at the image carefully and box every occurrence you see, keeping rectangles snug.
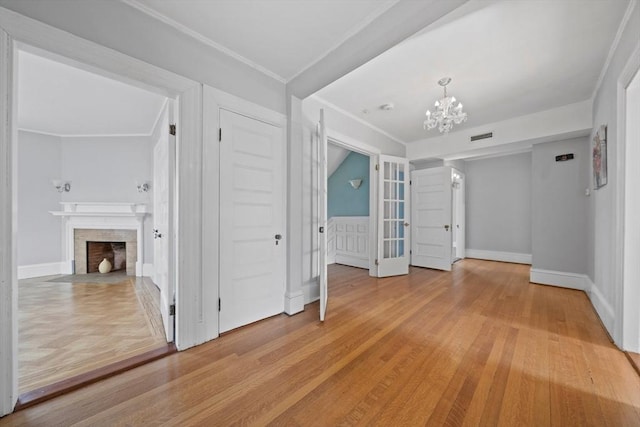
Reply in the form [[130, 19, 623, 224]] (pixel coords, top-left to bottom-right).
[[287, 0, 400, 82], [313, 95, 407, 145], [17, 262, 65, 279], [142, 263, 154, 277], [529, 268, 587, 291], [591, 0, 638, 101], [465, 249, 532, 265], [121, 0, 287, 84], [0, 26, 17, 417], [335, 255, 369, 269], [463, 147, 532, 162], [588, 276, 616, 338], [284, 290, 305, 315]]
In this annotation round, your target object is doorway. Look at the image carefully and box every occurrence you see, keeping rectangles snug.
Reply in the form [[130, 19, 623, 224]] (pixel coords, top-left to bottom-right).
[[15, 49, 173, 394]]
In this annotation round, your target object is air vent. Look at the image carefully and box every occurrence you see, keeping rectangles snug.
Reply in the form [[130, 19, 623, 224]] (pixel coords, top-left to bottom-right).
[[470, 132, 493, 142]]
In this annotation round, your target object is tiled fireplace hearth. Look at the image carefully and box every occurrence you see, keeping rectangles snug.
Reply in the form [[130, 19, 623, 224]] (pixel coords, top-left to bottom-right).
[[50, 202, 148, 276]]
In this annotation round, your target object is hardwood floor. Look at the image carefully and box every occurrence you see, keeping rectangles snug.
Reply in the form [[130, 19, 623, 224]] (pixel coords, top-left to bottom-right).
[[3, 260, 640, 426], [18, 274, 167, 394]]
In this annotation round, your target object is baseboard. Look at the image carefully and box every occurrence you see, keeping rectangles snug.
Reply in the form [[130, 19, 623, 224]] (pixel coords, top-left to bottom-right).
[[529, 268, 587, 291], [303, 279, 320, 305], [588, 277, 615, 335], [334, 254, 368, 269], [284, 290, 305, 315], [465, 249, 532, 265], [18, 262, 66, 279], [142, 263, 154, 277]]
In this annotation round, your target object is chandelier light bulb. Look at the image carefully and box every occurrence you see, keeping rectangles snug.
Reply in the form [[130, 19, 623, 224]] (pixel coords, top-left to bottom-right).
[[423, 77, 468, 134]]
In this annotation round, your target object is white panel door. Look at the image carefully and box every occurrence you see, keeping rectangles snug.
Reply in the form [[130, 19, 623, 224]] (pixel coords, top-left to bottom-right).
[[153, 103, 175, 342], [219, 109, 285, 333], [411, 167, 453, 271], [377, 155, 410, 277], [318, 109, 328, 321]]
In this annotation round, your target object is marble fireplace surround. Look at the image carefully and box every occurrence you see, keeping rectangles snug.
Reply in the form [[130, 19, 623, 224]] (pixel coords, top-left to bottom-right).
[[50, 202, 149, 276]]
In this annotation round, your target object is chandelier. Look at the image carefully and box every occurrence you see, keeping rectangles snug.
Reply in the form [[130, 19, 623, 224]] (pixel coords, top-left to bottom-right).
[[424, 77, 468, 133]]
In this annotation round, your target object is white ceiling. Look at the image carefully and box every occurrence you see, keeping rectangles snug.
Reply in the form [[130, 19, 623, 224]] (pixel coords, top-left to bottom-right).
[[328, 143, 351, 177], [18, 50, 167, 137], [314, 0, 631, 143], [128, 0, 399, 82]]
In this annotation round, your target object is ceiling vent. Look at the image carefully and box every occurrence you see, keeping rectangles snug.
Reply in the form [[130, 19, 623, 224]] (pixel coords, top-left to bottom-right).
[[470, 132, 493, 142]]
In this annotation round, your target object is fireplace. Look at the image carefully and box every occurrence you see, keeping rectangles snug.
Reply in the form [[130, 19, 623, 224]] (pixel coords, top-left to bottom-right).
[[51, 202, 148, 276], [74, 229, 137, 275], [86, 241, 127, 273]]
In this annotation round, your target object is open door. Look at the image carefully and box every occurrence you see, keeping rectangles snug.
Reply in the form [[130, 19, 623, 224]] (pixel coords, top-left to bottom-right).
[[318, 109, 328, 321], [377, 155, 410, 277], [153, 101, 175, 342], [410, 167, 453, 271]]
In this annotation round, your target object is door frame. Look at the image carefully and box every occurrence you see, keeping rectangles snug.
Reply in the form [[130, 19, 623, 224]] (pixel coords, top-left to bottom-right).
[[0, 7, 211, 414], [614, 40, 640, 350], [325, 129, 381, 277]]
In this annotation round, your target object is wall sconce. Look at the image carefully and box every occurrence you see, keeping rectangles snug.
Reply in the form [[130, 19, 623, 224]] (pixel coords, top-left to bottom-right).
[[137, 181, 150, 193], [52, 179, 71, 193], [349, 179, 362, 190]]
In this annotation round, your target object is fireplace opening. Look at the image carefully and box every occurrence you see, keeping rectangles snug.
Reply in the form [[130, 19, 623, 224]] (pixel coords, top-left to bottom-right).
[[86, 241, 127, 273]]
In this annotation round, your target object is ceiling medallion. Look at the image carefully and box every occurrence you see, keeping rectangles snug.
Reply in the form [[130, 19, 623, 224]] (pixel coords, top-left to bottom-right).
[[424, 77, 468, 133]]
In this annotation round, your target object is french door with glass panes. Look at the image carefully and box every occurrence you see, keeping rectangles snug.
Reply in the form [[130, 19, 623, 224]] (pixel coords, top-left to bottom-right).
[[377, 155, 410, 277]]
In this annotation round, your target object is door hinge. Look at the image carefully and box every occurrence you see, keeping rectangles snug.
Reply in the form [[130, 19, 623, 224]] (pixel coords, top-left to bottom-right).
[[169, 124, 176, 136], [219, 128, 222, 142], [319, 226, 324, 233], [410, 180, 412, 185], [169, 304, 175, 316], [218, 298, 221, 312], [410, 250, 412, 255], [375, 164, 379, 171], [375, 259, 379, 265]]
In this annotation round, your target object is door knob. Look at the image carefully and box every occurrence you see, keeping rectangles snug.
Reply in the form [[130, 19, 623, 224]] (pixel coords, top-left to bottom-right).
[[404, 222, 410, 227], [154, 229, 163, 239], [444, 225, 450, 231], [275, 234, 282, 245]]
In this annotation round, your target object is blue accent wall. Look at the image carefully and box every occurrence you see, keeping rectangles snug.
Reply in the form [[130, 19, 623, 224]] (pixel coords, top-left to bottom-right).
[[328, 151, 369, 218]]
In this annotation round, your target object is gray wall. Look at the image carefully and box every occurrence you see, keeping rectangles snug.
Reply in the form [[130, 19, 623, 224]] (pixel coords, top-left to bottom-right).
[[532, 137, 590, 274], [465, 152, 532, 254], [17, 131, 63, 265]]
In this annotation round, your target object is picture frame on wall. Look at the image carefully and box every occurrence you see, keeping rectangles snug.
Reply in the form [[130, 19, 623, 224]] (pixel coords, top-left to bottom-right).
[[593, 124, 607, 189]]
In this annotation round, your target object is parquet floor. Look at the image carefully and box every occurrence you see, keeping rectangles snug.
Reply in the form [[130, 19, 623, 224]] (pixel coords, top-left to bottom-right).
[[18, 274, 167, 394], [3, 259, 640, 426]]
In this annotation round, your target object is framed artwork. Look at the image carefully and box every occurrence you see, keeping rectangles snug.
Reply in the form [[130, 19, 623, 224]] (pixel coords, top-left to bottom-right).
[[593, 124, 607, 189]]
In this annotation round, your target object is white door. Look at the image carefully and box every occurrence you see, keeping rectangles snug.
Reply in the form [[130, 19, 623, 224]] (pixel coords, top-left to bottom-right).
[[377, 155, 410, 277], [411, 167, 453, 271], [318, 110, 328, 321], [153, 102, 175, 342], [453, 169, 466, 260], [219, 109, 285, 333]]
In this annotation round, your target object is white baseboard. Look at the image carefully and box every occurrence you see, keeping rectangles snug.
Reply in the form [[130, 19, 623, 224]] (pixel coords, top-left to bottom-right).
[[529, 268, 587, 291], [335, 254, 368, 269], [587, 277, 615, 335], [284, 290, 305, 315], [303, 279, 320, 305], [142, 263, 154, 277], [466, 249, 532, 264], [18, 262, 66, 279]]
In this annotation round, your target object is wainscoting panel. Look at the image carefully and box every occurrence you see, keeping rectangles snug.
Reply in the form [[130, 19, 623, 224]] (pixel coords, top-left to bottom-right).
[[328, 216, 369, 269]]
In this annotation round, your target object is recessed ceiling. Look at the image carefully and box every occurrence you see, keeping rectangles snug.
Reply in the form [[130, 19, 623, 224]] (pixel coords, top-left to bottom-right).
[[314, 0, 630, 143], [18, 51, 167, 137], [127, 0, 399, 82]]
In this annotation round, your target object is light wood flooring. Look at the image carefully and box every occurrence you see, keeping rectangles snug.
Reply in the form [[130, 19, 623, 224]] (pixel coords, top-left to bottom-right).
[[18, 274, 167, 394], [3, 259, 640, 426]]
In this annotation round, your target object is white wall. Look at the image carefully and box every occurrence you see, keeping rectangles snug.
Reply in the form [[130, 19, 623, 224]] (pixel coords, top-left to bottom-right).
[[299, 96, 405, 303], [465, 152, 532, 257], [17, 130, 62, 266], [590, 2, 640, 340], [60, 135, 154, 264], [531, 137, 590, 275]]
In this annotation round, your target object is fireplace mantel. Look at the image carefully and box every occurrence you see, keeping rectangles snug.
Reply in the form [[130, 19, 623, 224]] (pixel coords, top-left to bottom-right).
[[50, 202, 149, 218], [51, 202, 150, 276]]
